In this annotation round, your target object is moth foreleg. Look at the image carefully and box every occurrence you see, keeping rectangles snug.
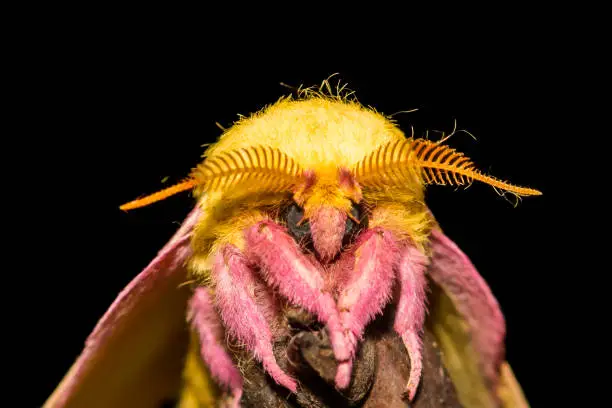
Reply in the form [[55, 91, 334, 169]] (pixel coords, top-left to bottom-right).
[[393, 243, 428, 401], [245, 221, 349, 363], [212, 244, 298, 392], [335, 228, 400, 389], [189, 287, 243, 407]]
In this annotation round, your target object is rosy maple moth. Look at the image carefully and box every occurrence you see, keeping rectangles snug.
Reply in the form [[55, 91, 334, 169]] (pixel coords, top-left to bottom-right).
[[45, 81, 539, 408]]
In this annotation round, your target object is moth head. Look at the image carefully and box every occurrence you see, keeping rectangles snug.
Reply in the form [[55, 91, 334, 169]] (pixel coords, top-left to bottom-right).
[[120, 138, 541, 213], [288, 167, 364, 262], [119, 136, 540, 264], [291, 167, 359, 214]]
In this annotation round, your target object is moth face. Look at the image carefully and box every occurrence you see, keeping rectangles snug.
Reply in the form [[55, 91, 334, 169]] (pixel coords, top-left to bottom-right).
[[286, 167, 366, 263], [282, 200, 367, 262]]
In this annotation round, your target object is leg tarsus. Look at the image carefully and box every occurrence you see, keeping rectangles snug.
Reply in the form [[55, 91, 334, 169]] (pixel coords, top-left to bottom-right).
[[399, 330, 423, 401], [335, 360, 353, 390]]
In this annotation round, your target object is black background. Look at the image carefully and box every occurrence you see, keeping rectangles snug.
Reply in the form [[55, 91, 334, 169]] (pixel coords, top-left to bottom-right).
[[30, 20, 574, 408]]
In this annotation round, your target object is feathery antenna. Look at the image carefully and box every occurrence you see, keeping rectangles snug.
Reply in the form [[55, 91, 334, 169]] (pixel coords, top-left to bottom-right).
[[353, 138, 542, 197], [192, 145, 302, 193], [119, 179, 197, 211], [119, 146, 303, 211]]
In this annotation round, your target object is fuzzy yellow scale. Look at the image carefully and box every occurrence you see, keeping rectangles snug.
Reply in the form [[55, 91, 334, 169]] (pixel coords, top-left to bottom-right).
[[206, 97, 406, 176]]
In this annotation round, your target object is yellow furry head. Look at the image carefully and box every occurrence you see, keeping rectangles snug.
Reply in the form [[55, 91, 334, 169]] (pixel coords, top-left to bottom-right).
[[119, 81, 541, 213]]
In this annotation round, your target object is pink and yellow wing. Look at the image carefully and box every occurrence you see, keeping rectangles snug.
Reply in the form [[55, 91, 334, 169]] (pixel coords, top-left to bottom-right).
[[44, 208, 207, 408], [427, 227, 530, 408]]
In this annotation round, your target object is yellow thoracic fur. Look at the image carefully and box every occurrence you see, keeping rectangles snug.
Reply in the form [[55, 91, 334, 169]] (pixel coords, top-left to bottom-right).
[[205, 96, 406, 172]]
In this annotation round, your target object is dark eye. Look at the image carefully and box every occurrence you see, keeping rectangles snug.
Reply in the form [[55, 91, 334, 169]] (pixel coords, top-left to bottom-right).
[[343, 202, 367, 246], [282, 202, 367, 249], [284, 203, 311, 242]]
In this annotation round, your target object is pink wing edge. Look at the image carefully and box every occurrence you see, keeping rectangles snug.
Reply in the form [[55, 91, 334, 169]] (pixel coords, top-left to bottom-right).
[[44, 206, 201, 408], [428, 227, 509, 398]]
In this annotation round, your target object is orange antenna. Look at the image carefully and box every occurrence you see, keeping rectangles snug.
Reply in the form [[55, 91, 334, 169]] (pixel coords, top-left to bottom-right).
[[410, 139, 542, 196], [120, 145, 304, 211], [353, 139, 542, 197], [192, 145, 303, 194], [119, 179, 197, 211]]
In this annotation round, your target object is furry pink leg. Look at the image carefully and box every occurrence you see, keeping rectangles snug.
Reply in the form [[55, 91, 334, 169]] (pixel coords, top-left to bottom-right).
[[189, 288, 243, 407], [245, 221, 349, 362], [213, 245, 297, 392], [393, 244, 428, 401], [335, 360, 353, 390], [335, 228, 400, 389]]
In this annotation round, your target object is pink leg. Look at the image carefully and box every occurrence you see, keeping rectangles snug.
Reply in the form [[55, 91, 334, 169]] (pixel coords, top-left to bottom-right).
[[335, 228, 400, 389], [213, 245, 297, 392], [245, 221, 349, 362], [392, 244, 428, 401], [189, 288, 243, 407]]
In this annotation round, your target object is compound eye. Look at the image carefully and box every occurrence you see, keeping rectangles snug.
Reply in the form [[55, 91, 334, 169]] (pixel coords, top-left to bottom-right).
[[343, 202, 367, 246], [284, 203, 311, 242]]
